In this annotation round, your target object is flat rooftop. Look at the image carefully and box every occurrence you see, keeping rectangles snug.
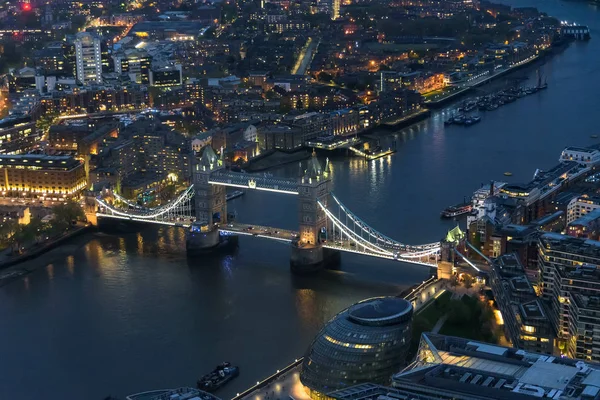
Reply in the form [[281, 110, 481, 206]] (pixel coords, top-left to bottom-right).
[[364, 333, 600, 400], [0, 154, 81, 170], [540, 232, 600, 260]]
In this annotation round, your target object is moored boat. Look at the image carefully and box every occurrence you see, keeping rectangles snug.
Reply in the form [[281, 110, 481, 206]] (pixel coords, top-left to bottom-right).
[[441, 202, 472, 218], [197, 362, 239, 392]]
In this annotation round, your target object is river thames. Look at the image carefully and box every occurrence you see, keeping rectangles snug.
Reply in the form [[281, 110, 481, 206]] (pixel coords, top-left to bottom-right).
[[1, 1, 600, 398]]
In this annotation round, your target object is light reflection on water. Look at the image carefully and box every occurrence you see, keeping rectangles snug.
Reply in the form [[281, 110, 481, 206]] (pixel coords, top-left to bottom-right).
[[2, 2, 600, 398]]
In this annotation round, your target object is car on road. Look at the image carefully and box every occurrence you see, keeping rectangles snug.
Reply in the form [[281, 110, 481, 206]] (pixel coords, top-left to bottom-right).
[[247, 226, 254, 230]]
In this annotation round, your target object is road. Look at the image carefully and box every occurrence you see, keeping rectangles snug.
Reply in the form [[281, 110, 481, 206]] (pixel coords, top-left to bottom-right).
[[219, 222, 297, 243], [292, 37, 319, 75]]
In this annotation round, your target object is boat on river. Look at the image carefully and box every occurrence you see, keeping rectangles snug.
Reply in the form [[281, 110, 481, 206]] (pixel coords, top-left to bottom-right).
[[197, 362, 239, 392], [441, 201, 472, 218]]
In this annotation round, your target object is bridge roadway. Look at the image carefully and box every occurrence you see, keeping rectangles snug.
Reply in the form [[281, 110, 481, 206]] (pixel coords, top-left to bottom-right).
[[221, 223, 437, 266], [219, 223, 297, 243], [208, 171, 299, 194]]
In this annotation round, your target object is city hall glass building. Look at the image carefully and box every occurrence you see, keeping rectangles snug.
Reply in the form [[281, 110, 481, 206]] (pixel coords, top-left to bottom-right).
[[300, 297, 413, 397]]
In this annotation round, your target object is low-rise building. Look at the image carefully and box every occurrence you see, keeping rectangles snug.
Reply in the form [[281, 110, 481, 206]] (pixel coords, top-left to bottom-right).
[[327, 333, 600, 400], [260, 125, 303, 151], [0, 154, 87, 198], [191, 132, 212, 153], [121, 172, 168, 202], [567, 194, 600, 224], [568, 208, 600, 240], [0, 116, 39, 155]]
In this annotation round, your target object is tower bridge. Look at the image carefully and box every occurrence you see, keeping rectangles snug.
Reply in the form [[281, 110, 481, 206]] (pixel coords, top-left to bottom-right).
[[95, 147, 444, 272]]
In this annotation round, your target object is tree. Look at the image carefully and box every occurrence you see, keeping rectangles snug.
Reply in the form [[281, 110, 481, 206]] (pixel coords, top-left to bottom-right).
[[449, 274, 460, 287], [447, 299, 470, 325], [317, 72, 333, 83], [52, 201, 86, 231], [463, 274, 475, 289], [0, 219, 19, 245]]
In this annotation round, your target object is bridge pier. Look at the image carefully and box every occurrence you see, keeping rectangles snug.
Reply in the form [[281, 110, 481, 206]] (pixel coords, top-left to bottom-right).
[[290, 243, 340, 274], [186, 224, 221, 253]]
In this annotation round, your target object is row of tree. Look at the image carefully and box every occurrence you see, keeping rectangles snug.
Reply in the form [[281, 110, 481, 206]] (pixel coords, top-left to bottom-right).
[[0, 201, 86, 252]]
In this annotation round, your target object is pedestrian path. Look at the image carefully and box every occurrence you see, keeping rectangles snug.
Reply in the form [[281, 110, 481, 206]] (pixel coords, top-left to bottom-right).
[[431, 314, 448, 334]]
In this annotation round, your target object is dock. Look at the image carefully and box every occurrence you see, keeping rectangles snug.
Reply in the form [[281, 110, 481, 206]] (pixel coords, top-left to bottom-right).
[[348, 146, 396, 160]]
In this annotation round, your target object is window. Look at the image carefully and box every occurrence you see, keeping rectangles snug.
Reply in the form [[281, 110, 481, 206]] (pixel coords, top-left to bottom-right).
[[524, 325, 536, 334]]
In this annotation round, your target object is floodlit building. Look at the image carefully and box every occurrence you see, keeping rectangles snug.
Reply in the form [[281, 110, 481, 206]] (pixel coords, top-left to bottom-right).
[[0, 154, 87, 198], [301, 297, 413, 397]]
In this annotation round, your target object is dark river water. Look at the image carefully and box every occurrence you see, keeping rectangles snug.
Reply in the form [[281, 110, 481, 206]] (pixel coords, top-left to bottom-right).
[[2, 1, 600, 398]]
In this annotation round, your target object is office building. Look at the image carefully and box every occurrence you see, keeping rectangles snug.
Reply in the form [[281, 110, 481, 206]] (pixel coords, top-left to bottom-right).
[[150, 64, 183, 87], [301, 297, 413, 397], [113, 50, 151, 84], [74, 32, 102, 84], [329, 333, 600, 400], [0, 154, 87, 198], [539, 233, 600, 361]]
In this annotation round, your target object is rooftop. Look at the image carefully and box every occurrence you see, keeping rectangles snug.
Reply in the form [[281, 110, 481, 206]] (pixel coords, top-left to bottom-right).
[[540, 232, 600, 260], [348, 297, 412, 325], [0, 154, 81, 170], [379, 333, 600, 400], [570, 208, 600, 227], [519, 299, 546, 319]]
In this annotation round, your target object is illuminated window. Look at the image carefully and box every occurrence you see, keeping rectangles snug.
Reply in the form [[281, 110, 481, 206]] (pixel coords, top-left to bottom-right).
[[524, 325, 535, 334], [324, 335, 373, 349]]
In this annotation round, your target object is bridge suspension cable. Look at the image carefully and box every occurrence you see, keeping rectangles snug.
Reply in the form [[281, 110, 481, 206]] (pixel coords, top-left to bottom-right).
[[112, 191, 149, 210], [329, 193, 440, 252], [317, 200, 393, 257], [96, 185, 195, 221]]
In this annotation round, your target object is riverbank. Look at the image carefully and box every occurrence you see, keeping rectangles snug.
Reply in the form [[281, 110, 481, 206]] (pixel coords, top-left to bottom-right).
[[380, 108, 432, 130], [0, 225, 92, 285], [244, 149, 311, 172], [425, 46, 557, 107]]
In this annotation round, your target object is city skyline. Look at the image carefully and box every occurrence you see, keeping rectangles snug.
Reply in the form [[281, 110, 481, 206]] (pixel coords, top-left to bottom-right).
[[0, 0, 599, 399]]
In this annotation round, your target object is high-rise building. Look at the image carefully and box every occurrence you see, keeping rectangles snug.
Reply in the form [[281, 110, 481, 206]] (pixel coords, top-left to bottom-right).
[[331, 0, 340, 20], [74, 32, 102, 84], [539, 232, 600, 361]]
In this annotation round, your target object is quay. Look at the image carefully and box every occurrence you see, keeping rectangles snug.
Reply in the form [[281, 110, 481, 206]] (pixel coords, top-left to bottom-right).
[[348, 146, 395, 161], [425, 52, 543, 107], [231, 359, 308, 400]]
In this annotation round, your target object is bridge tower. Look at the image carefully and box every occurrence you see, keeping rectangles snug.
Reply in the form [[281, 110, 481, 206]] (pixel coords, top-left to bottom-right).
[[187, 146, 227, 251], [437, 226, 464, 279], [291, 152, 339, 273]]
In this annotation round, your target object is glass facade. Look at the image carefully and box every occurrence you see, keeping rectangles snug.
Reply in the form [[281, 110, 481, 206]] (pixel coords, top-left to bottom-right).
[[300, 297, 413, 396]]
